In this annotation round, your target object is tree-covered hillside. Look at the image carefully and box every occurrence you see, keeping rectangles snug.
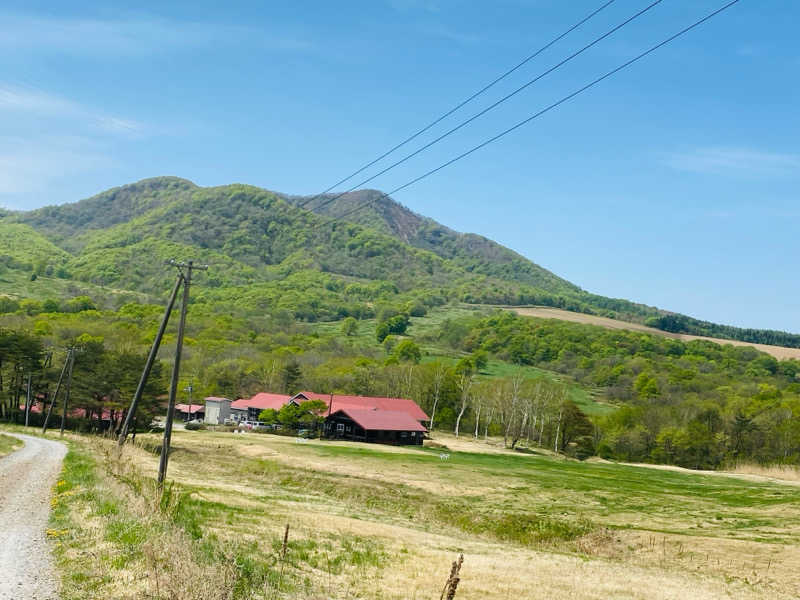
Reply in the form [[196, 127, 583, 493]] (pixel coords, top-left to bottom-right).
[[16, 176, 196, 253], [0, 178, 615, 317], [286, 189, 581, 295], [438, 311, 800, 468], [2, 176, 800, 347]]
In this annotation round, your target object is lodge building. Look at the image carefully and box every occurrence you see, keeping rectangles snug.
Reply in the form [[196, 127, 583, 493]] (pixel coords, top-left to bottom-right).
[[203, 391, 428, 445]]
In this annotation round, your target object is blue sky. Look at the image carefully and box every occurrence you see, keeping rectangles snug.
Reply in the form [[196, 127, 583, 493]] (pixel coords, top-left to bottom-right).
[[1, 1, 798, 331]]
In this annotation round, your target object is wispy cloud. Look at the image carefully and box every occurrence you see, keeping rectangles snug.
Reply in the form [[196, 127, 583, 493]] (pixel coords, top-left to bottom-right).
[[0, 12, 314, 57], [0, 84, 146, 137], [0, 84, 147, 204], [388, 0, 442, 14], [665, 147, 800, 177], [415, 23, 483, 44], [704, 207, 800, 220], [0, 135, 114, 204]]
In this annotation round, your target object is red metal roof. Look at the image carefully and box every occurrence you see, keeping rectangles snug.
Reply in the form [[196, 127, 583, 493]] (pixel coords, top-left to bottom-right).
[[21, 403, 115, 420], [175, 403, 204, 414], [293, 392, 429, 422], [331, 408, 428, 432], [230, 392, 291, 411]]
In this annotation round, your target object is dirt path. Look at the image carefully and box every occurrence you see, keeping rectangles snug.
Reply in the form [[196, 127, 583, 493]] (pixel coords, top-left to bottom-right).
[[0, 433, 66, 600]]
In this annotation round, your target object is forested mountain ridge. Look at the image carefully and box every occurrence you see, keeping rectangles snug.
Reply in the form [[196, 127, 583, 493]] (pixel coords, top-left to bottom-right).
[[2, 176, 800, 347], [16, 176, 197, 253], [285, 189, 581, 295], [4, 178, 593, 318], [13, 177, 580, 299]]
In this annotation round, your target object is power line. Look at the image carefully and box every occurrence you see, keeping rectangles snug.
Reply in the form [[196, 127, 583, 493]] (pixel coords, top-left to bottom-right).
[[296, 0, 618, 210], [302, 0, 665, 216], [314, 0, 741, 231]]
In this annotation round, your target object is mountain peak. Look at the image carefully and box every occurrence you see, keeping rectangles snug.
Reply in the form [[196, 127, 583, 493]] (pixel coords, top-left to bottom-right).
[[286, 189, 580, 294], [15, 176, 198, 252]]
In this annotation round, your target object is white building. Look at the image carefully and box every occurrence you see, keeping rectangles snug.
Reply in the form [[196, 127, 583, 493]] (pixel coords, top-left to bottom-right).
[[204, 397, 232, 425]]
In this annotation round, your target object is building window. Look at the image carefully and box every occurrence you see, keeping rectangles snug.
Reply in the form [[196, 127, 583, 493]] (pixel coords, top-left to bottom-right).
[[336, 423, 344, 433]]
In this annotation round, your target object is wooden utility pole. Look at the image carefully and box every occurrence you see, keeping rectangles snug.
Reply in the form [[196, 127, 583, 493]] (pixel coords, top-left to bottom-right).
[[118, 273, 184, 447], [183, 377, 194, 422], [24, 374, 32, 427], [42, 350, 71, 434], [59, 348, 76, 436], [158, 260, 206, 487]]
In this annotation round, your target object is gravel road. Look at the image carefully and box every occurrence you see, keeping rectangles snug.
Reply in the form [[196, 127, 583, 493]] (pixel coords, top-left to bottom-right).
[[0, 433, 66, 600]]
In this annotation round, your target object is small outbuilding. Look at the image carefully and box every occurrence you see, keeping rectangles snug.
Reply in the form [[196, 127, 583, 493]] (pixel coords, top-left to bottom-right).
[[204, 397, 232, 425], [175, 403, 205, 422]]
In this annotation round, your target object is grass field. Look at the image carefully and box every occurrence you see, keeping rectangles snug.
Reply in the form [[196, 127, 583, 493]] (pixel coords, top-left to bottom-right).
[[0, 432, 22, 458], [308, 304, 486, 348], [34, 426, 800, 599], [505, 306, 800, 361]]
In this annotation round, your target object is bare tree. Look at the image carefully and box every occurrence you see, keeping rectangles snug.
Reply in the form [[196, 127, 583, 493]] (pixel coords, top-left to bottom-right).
[[258, 360, 280, 391], [402, 364, 416, 400], [471, 380, 493, 439], [475, 380, 497, 440], [483, 403, 494, 439], [428, 362, 447, 432], [553, 404, 563, 454], [454, 373, 473, 438], [473, 393, 483, 439], [507, 373, 528, 449]]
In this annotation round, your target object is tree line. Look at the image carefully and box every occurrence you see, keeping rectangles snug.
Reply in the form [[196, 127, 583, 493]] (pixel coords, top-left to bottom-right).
[[437, 311, 800, 468], [0, 329, 164, 432]]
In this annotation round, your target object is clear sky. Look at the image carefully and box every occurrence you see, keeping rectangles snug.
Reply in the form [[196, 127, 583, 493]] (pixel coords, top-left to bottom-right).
[[1, 1, 798, 331]]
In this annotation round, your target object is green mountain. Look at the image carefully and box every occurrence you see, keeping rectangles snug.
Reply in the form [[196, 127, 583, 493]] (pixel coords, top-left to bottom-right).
[[284, 189, 579, 294], [2, 176, 799, 347], [4, 177, 599, 314]]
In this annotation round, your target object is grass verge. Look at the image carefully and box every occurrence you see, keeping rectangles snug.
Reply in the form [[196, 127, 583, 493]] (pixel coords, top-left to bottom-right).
[[45, 436, 411, 599], [0, 432, 23, 458]]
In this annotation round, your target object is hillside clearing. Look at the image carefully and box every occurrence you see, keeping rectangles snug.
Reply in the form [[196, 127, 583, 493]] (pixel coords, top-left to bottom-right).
[[506, 306, 800, 360], [39, 427, 800, 599], [310, 305, 615, 417]]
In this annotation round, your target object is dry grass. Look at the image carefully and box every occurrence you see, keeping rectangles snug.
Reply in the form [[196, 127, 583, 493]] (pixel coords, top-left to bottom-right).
[[48, 429, 800, 599], [619, 459, 800, 488], [728, 463, 800, 484], [172, 432, 800, 596], [49, 436, 240, 600], [507, 306, 800, 360]]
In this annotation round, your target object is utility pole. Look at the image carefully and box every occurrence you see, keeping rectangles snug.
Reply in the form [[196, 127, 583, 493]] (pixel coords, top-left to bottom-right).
[[118, 273, 184, 447], [59, 348, 76, 437], [24, 374, 32, 427], [42, 350, 71, 434], [158, 260, 207, 487], [34, 351, 53, 428], [183, 378, 194, 422]]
